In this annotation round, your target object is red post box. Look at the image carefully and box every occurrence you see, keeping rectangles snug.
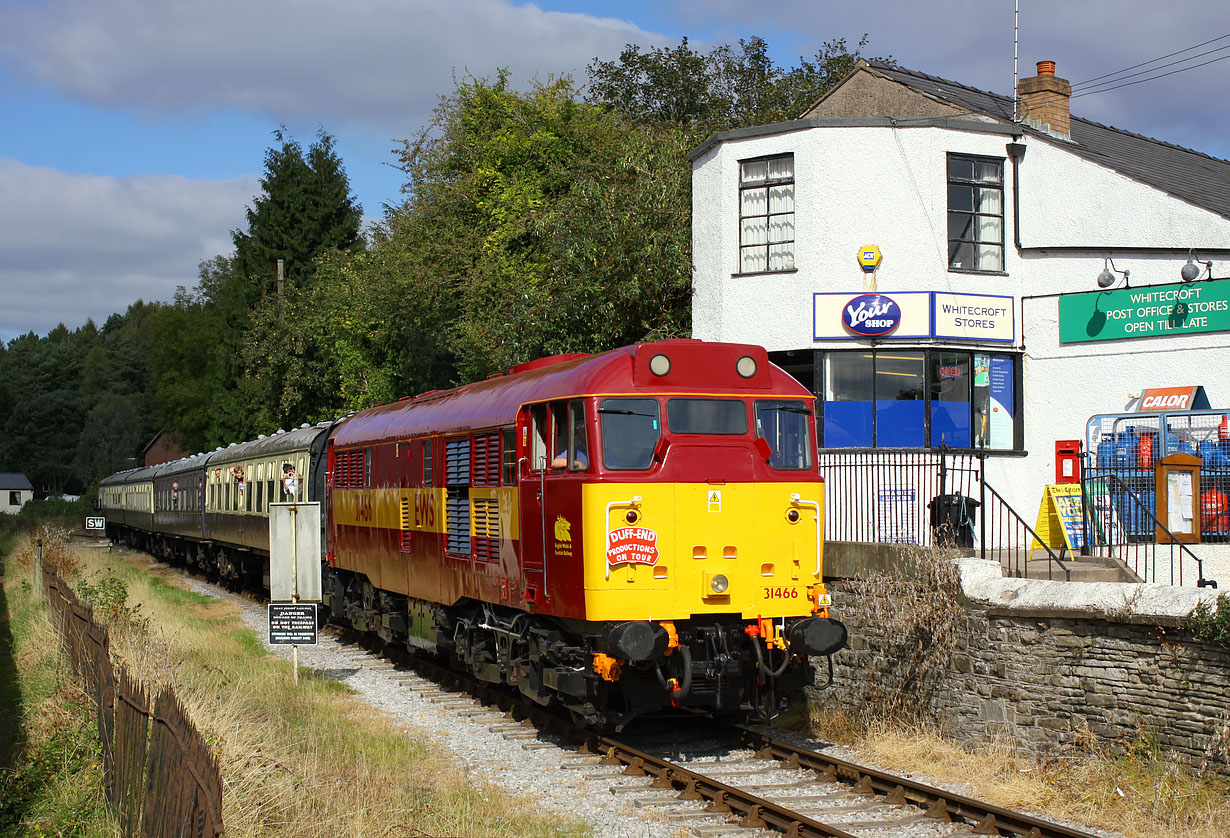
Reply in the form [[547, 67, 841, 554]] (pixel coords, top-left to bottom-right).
[[1055, 439, 1082, 484]]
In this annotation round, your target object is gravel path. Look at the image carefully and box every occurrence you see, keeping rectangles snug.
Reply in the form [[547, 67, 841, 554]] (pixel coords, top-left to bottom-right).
[[174, 572, 1116, 838], [180, 575, 683, 838]]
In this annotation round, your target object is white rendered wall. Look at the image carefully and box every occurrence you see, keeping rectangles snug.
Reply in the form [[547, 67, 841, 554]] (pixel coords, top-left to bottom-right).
[[692, 123, 1230, 583]]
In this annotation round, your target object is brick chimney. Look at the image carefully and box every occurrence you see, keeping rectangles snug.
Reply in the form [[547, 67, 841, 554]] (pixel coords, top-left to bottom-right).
[[1017, 60, 1071, 140]]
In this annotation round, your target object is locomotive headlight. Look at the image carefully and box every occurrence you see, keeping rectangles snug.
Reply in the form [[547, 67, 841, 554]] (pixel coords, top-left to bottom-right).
[[736, 355, 757, 378], [786, 508, 800, 523], [709, 573, 729, 594], [649, 353, 671, 376]]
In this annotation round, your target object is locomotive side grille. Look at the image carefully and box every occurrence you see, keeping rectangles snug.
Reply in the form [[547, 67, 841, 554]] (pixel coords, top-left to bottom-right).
[[471, 433, 500, 486], [335, 449, 368, 489], [445, 439, 470, 485], [472, 497, 499, 562], [446, 488, 470, 555], [399, 497, 412, 552]]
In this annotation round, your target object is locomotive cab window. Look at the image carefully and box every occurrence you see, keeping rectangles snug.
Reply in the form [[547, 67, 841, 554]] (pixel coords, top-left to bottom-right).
[[667, 398, 748, 435], [599, 398, 661, 470], [755, 400, 814, 470]]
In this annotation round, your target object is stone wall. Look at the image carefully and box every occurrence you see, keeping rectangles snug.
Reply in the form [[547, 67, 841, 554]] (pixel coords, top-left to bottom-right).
[[821, 560, 1230, 774]]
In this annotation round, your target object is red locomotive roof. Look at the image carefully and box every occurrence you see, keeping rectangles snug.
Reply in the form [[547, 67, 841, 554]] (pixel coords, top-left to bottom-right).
[[333, 340, 810, 447]]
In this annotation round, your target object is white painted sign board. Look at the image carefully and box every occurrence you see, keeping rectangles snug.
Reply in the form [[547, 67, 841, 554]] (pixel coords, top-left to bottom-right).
[[269, 502, 322, 602]]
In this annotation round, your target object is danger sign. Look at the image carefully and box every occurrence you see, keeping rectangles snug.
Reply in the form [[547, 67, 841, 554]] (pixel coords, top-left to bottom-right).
[[607, 526, 660, 566]]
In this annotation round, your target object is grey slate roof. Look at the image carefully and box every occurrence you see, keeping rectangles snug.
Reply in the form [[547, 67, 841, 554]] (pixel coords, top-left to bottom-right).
[[863, 60, 1230, 221], [0, 473, 33, 491]]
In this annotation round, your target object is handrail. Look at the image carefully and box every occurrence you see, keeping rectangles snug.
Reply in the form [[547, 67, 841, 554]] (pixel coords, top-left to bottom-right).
[[979, 478, 1071, 581], [1099, 473, 1215, 588]]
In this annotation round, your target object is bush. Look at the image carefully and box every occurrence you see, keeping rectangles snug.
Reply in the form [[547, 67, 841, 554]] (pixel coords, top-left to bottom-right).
[[1186, 594, 1230, 647], [18, 497, 92, 531]]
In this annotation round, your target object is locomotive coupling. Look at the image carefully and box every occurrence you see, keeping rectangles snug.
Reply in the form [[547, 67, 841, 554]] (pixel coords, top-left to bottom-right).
[[786, 617, 848, 657], [606, 621, 670, 662]]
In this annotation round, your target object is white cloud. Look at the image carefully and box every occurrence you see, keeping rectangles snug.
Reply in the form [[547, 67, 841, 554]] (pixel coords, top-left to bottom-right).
[[0, 160, 257, 340], [666, 0, 1230, 159], [0, 0, 665, 134]]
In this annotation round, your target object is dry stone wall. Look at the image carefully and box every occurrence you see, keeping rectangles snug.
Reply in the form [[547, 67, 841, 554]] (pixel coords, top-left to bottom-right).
[[821, 558, 1230, 774]]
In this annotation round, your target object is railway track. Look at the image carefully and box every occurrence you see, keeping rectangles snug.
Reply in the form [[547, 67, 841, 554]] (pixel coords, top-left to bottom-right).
[[384, 652, 1103, 838], [144, 550, 1105, 838]]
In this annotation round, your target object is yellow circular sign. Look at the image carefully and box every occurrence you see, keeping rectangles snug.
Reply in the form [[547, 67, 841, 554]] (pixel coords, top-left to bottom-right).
[[857, 245, 882, 272]]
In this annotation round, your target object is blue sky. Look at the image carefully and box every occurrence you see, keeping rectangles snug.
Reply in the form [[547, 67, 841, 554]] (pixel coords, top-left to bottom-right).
[[3, 0, 1229, 342]]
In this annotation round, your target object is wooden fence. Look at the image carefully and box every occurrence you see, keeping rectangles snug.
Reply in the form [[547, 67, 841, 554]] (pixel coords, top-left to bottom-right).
[[39, 563, 223, 838]]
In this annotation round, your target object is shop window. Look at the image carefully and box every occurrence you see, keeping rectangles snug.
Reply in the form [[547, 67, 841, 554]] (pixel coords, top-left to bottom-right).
[[739, 154, 795, 273], [811, 349, 1020, 450], [930, 352, 971, 448], [947, 154, 1004, 272]]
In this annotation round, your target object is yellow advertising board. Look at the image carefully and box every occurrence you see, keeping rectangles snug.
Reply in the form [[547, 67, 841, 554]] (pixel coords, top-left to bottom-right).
[[1030, 484, 1087, 553]]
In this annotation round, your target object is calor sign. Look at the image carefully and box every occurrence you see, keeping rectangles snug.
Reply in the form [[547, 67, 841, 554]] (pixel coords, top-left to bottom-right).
[[842, 294, 901, 336]]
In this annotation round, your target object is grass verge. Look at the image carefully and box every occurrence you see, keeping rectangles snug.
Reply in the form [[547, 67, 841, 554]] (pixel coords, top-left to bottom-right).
[[804, 709, 1230, 838], [0, 533, 116, 837], [9, 534, 589, 838]]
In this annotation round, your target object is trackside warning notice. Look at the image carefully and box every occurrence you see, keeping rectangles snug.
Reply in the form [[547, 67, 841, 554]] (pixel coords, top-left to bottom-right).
[[268, 603, 318, 645], [606, 526, 660, 566]]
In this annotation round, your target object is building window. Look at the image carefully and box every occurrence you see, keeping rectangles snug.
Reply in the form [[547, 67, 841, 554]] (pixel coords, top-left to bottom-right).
[[947, 154, 1003, 272], [771, 349, 1021, 451], [10, 490, 20, 505], [739, 154, 795, 273]]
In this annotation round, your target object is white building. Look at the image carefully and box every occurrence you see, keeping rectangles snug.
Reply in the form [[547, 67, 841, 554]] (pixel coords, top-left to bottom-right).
[[0, 473, 33, 514], [690, 60, 1230, 582]]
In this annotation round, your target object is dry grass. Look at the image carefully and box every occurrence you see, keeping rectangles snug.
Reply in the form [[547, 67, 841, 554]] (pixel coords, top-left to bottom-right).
[[808, 714, 1230, 838], [34, 537, 589, 838]]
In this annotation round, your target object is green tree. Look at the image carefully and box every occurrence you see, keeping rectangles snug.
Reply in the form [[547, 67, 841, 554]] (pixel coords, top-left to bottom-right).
[[232, 128, 364, 298], [384, 72, 693, 379], [73, 393, 142, 486], [587, 35, 885, 132]]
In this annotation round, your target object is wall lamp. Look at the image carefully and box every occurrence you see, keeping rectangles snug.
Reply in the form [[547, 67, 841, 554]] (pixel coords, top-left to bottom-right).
[[1097, 257, 1130, 289], [1180, 250, 1212, 282]]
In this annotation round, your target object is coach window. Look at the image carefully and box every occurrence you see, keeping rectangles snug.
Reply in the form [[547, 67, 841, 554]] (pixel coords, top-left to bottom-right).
[[422, 439, 434, 486], [599, 398, 661, 470]]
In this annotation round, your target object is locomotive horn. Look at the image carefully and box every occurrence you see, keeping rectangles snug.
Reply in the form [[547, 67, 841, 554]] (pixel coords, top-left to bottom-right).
[[787, 617, 848, 657], [606, 621, 669, 662]]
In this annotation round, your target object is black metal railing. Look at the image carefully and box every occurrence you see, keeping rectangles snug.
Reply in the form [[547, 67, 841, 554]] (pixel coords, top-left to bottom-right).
[[1080, 470, 1215, 587], [818, 449, 982, 547], [975, 478, 1070, 580], [818, 447, 1221, 587]]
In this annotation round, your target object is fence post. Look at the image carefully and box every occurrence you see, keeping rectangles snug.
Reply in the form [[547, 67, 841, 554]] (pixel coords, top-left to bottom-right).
[[33, 537, 43, 601]]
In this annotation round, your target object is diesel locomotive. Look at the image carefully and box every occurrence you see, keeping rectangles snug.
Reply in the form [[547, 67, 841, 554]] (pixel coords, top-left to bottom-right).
[[100, 339, 846, 727]]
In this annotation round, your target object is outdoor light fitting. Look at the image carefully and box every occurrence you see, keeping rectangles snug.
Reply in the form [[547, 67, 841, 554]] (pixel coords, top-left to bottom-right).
[[1097, 257, 1130, 289], [1180, 250, 1212, 282]]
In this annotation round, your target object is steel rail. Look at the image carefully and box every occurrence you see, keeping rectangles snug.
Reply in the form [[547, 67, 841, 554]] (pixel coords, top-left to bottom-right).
[[735, 729, 1101, 838]]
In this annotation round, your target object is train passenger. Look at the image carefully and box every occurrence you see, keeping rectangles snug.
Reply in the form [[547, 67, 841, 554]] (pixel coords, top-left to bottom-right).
[[281, 463, 298, 500]]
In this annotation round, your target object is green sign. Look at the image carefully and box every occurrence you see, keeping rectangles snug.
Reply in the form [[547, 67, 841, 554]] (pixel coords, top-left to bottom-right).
[[1058, 278, 1230, 343]]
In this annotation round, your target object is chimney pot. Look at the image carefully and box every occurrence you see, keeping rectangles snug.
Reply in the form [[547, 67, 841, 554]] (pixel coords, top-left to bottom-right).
[[1018, 61, 1070, 139]]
